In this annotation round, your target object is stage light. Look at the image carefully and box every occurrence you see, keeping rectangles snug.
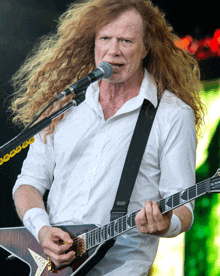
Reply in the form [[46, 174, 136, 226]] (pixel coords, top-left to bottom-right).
[[176, 30, 220, 60]]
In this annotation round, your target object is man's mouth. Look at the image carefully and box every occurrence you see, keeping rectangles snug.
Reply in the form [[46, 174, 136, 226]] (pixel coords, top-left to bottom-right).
[[108, 63, 125, 69]]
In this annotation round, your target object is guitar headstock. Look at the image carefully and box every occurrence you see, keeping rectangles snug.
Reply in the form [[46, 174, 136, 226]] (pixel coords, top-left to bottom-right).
[[209, 169, 220, 194]]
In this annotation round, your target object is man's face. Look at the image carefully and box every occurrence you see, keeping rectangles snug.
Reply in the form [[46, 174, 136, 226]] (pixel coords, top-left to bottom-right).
[[95, 9, 148, 84]]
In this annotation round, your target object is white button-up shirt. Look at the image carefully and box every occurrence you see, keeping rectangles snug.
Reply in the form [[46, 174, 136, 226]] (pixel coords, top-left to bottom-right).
[[13, 70, 196, 275]]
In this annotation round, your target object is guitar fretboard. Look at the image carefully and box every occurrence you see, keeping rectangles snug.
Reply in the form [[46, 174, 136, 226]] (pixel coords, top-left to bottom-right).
[[84, 179, 210, 250], [158, 179, 208, 214], [85, 212, 137, 250]]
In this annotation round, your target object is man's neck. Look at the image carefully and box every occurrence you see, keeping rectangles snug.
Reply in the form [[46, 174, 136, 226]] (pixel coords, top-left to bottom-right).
[[99, 70, 144, 103], [98, 70, 145, 120]]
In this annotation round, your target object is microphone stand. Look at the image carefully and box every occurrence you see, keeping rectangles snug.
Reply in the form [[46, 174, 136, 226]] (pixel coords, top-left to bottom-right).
[[0, 92, 86, 160]]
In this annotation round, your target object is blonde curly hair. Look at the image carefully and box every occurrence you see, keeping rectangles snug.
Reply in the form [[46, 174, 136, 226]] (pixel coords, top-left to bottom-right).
[[10, 0, 205, 140]]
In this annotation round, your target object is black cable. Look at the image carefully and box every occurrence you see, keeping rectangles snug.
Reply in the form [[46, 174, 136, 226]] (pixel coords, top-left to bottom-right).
[[18, 97, 57, 137]]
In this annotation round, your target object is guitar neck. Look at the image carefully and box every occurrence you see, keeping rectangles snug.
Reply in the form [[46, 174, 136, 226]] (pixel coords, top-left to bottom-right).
[[85, 179, 210, 250], [158, 178, 209, 214]]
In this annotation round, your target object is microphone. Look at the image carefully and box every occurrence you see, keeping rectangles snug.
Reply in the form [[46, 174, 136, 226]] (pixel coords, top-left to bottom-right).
[[56, 62, 113, 100]]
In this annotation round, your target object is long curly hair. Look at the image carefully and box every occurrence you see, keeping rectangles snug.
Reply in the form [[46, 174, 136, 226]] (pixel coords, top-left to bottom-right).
[[10, 0, 205, 141]]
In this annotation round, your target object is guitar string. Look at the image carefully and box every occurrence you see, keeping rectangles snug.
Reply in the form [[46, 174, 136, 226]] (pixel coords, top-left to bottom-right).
[[59, 179, 209, 250], [63, 179, 209, 250], [37, 178, 216, 260], [67, 177, 220, 251], [48, 177, 219, 255], [38, 178, 214, 256]]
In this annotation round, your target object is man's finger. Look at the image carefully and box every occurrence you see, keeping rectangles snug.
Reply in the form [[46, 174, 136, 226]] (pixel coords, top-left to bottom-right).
[[145, 200, 155, 226], [135, 208, 148, 227], [152, 201, 164, 223], [50, 242, 74, 255], [46, 249, 76, 267], [52, 227, 73, 244]]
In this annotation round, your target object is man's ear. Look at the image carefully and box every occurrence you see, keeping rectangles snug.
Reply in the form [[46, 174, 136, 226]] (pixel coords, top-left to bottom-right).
[[142, 44, 149, 59]]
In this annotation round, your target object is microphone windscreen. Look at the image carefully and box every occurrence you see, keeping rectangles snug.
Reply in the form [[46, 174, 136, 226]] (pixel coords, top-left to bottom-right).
[[98, 62, 113, 79]]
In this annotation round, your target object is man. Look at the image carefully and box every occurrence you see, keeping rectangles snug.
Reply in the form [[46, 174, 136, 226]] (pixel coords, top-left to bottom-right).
[[11, 0, 205, 275]]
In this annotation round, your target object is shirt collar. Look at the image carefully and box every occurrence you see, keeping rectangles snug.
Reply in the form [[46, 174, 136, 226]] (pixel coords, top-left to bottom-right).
[[138, 69, 158, 108], [85, 69, 158, 115]]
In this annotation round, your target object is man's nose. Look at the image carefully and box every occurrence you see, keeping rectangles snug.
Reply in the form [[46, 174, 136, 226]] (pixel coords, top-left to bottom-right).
[[108, 39, 121, 56]]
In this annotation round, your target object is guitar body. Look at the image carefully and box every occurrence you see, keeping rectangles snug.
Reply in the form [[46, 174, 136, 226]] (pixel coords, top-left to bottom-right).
[[0, 225, 115, 276]]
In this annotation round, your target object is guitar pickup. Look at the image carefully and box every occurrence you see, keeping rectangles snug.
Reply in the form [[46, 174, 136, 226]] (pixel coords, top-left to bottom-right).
[[75, 231, 87, 258]]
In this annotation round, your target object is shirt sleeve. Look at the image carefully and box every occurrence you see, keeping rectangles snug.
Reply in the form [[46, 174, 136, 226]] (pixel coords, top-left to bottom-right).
[[158, 101, 197, 229], [12, 133, 55, 198]]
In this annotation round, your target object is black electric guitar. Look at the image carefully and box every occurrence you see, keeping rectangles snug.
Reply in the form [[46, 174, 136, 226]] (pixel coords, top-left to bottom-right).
[[1, 169, 220, 276]]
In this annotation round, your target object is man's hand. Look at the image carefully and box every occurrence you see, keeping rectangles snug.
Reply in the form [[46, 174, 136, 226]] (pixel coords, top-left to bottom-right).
[[39, 226, 75, 268], [135, 200, 173, 236]]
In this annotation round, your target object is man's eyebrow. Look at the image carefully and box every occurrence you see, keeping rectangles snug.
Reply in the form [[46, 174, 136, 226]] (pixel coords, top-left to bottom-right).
[[118, 36, 134, 40], [96, 32, 136, 41], [97, 33, 111, 38]]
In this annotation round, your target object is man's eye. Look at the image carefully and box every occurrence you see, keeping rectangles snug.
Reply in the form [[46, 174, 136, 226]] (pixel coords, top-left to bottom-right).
[[101, 37, 109, 40], [122, 39, 132, 44]]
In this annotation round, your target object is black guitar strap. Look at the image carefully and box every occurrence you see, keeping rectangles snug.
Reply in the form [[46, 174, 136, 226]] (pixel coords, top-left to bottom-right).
[[110, 99, 160, 221]]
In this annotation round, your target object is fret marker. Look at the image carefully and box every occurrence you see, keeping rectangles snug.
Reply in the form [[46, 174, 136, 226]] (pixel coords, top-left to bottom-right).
[[100, 228, 104, 242], [127, 214, 131, 229], [165, 196, 172, 210], [114, 220, 119, 235], [180, 190, 187, 203], [107, 223, 111, 238]]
